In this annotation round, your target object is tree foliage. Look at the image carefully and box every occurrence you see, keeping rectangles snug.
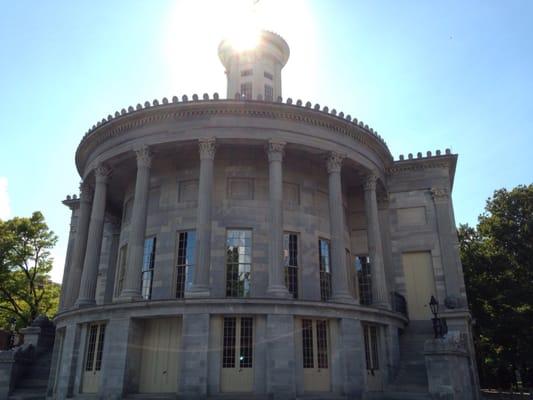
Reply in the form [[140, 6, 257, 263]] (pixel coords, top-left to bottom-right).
[[0, 211, 60, 330], [459, 184, 533, 389]]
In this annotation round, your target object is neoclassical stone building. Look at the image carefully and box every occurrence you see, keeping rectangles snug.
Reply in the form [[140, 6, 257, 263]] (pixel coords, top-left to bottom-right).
[[49, 31, 478, 399]]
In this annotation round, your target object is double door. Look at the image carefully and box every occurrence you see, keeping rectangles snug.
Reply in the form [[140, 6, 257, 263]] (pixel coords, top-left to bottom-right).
[[139, 318, 181, 393], [82, 323, 106, 393], [220, 316, 254, 392], [301, 319, 330, 392]]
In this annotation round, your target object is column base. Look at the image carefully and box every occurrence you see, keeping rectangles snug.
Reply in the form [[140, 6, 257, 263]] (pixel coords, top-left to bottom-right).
[[331, 294, 357, 304], [185, 285, 210, 298], [117, 289, 142, 303], [74, 298, 96, 308], [266, 285, 291, 298]]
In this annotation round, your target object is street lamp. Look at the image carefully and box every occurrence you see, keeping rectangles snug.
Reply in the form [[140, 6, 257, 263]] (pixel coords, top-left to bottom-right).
[[429, 296, 447, 339]]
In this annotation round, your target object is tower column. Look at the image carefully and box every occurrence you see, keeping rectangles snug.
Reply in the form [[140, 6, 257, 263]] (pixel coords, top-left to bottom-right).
[[120, 146, 153, 301], [187, 138, 216, 297], [327, 153, 354, 304], [363, 173, 389, 309], [63, 182, 92, 309], [76, 165, 111, 307], [266, 140, 290, 297]]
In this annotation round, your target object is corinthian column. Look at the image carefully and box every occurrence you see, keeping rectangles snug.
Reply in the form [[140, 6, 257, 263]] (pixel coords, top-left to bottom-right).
[[327, 152, 355, 304], [64, 182, 92, 309], [363, 173, 389, 308], [187, 138, 216, 297], [266, 140, 290, 298], [76, 164, 111, 307], [120, 146, 153, 301]]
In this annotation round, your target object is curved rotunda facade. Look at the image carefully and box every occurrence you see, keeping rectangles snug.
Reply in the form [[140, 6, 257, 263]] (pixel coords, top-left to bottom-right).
[[50, 32, 477, 399]]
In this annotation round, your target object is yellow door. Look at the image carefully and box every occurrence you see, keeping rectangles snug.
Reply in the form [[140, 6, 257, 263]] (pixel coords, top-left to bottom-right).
[[220, 316, 254, 392], [402, 252, 437, 320], [302, 319, 330, 392], [139, 318, 181, 393], [82, 323, 106, 393]]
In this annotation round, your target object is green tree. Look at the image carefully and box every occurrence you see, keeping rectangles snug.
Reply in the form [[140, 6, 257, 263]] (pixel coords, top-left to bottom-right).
[[459, 184, 533, 389], [0, 211, 60, 330]]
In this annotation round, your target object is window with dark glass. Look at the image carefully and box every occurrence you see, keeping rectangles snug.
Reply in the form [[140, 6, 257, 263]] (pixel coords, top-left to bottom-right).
[[141, 237, 156, 300], [264, 84, 273, 101], [302, 319, 329, 369], [240, 82, 253, 100], [226, 230, 252, 297], [176, 231, 196, 298], [356, 255, 372, 305], [363, 325, 380, 371], [222, 316, 254, 369], [84, 323, 106, 372], [284, 233, 298, 298], [240, 69, 253, 77], [264, 71, 273, 80], [318, 239, 332, 301], [114, 244, 127, 297]]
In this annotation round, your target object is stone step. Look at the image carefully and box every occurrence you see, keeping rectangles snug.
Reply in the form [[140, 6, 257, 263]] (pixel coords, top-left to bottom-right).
[[364, 391, 431, 400]]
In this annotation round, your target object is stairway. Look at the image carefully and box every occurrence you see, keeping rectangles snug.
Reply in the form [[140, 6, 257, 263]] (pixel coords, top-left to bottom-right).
[[386, 321, 433, 396], [8, 349, 52, 400]]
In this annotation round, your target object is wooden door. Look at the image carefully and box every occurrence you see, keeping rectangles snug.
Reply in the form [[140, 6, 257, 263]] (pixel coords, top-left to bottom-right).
[[139, 318, 181, 393], [82, 323, 106, 393], [302, 319, 330, 392], [220, 316, 254, 392], [402, 252, 437, 320]]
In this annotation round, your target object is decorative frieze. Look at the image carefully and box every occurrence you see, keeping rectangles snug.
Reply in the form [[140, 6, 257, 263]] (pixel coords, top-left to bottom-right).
[[79, 181, 94, 204]]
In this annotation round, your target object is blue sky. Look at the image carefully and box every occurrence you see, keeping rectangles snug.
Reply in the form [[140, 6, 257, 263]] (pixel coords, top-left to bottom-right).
[[0, 1, 532, 282]]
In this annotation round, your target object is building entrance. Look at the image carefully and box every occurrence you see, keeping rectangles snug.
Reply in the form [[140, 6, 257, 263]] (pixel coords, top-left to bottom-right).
[[301, 318, 330, 392], [220, 316, 254, 392], [82, 323, 106, 393]]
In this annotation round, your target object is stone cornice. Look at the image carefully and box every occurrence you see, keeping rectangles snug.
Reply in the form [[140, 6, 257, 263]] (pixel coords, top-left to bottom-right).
[[75, 99, 393, 175], [387, 154, 458, 189]]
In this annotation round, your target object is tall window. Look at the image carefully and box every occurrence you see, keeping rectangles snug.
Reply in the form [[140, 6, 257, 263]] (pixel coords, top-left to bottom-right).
[[240, 82, 253, 100], [176, 231, 196, 298], [264, 84, 273, 101], [284, 233, 298, 298], [226, 230, 252, 297], [363, 325, 380, 372], [84, 323, 105, 372], [356, 256, 372, 305], [141, 237, 156, 300], [222, 317, 254, 369], [241, 69, 253, 77], [318, 239, 332, 301], [302, 319, 329, 369], [114, 244, 127, 297]]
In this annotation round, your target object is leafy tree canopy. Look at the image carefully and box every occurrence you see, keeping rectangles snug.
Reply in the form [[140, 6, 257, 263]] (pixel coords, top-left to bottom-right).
[[459, 184, 533, 389], [0, 211, 60, 330]]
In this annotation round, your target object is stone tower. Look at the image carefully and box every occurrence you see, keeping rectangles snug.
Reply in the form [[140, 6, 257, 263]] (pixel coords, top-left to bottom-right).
[[218, 30, 290, 101]]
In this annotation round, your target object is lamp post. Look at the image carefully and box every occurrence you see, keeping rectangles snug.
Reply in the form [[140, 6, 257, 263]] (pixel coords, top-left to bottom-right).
[[429, 295, 447, 338]]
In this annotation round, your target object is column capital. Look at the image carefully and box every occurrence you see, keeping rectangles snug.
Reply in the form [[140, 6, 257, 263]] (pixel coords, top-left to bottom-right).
[[326, 152, 344, 174], [79, 180, 94, 204], [363, 173, 378, 192], [431, 187, 449, 202], [135, 145, 153, 168], [266, 140, 286, 163], [198, 138, 216, 160], [94, 164, 112, 184]]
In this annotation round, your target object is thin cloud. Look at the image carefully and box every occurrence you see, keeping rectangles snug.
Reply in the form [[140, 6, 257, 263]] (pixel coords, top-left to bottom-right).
[[0, 177, 11, 220]]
